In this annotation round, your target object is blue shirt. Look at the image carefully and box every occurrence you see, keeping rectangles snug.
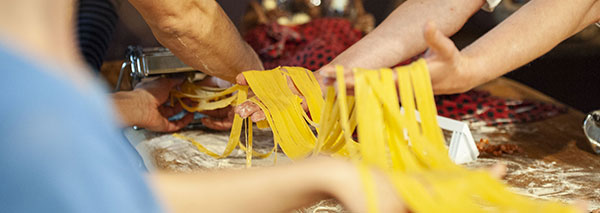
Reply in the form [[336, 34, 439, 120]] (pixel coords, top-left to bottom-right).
[[0, 44, 161, 212]]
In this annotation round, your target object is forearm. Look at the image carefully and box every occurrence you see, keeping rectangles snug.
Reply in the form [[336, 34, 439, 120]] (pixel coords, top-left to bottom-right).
[[128, 0, 263, 83], [150, 159, 353, 212], [462, 0, 600, 85], [325, 0, 484, 69]]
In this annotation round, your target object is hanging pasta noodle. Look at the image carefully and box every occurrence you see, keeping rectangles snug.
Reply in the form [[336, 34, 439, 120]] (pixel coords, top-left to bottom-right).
[[342, 59, 576, 212], [172, 60, 578, 212], [171, 80, 273, 167]]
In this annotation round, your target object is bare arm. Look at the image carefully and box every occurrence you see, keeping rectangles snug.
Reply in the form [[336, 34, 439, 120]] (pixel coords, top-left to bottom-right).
[[236, 0, 486, 121], [425, 0, 600, 94], [150, 158, 406, 212], [461, 0, 600, 86], [149, 158, 514, 212], [128, 0, 263, 83], [317, 0, 485, 74]]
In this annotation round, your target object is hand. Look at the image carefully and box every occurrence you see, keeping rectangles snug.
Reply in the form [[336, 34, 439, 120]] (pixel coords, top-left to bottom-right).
[[113, 77, 193, 132], [423, 21, 477, 94], [233, 71, 308, 123], [317, 21, 479, 96], [326, 162, 516, 213], [316, 64, 362, 96], [317, 159, 408, 213], [186, 76, 239, 130]]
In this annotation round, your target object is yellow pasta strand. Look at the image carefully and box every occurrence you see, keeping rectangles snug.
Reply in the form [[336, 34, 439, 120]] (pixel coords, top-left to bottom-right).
[[244, 69, 316, 159], [171, 86, 248, 158], [171, 60, 577, 213]]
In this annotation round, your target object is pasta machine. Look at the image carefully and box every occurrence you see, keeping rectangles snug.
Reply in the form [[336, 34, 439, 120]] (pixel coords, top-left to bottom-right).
[[115, 46, 203, 91]]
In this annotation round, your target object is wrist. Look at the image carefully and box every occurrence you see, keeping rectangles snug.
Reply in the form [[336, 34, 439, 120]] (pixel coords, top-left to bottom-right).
[[460, 53, 486, 91]]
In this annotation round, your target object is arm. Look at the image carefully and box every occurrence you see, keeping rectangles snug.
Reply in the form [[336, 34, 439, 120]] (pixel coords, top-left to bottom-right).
[[425, 0, 600, 94], [128, 0, 263, 83], [236, 0, 486, 121], [150, 158, 407, 212], [317, 0, 485, 74]]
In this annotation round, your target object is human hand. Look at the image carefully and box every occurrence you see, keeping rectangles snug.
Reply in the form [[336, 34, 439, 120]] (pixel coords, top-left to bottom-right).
[[316, 159, 408, 213], [187, 76, 239, 131], [316, 64, 356, 96], [233, 70, 309, 123], [113, 77, 193, 132], [317, 21, 480, 96], [323, 162, 514, 213], [423, 21, 479, 95]]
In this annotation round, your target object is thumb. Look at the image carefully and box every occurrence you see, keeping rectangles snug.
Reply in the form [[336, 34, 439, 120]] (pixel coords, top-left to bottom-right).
[[236, 73, 248, 85], [424, 21, 457, 59]]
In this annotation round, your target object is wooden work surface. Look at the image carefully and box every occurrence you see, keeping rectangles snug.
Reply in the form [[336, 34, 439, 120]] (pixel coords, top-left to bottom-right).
[[466, 78, 599, 209], [121, 76, 600, 211]]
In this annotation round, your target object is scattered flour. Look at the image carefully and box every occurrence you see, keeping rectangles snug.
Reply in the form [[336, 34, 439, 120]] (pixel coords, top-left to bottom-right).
[[466, 157, 600, 211]]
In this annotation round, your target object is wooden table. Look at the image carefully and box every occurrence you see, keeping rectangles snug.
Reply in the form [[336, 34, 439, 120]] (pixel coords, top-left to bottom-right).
[[468, 78, 599, 209]]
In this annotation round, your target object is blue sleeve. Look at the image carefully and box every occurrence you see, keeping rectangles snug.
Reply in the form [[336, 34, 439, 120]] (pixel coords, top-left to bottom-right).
[[0, 48, 161, 213]]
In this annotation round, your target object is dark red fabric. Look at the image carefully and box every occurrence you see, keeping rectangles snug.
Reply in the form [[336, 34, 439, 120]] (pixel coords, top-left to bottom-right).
[[244, 18, 364, 71], [243, 18, 567, 126], [434, 90, 568, 126]]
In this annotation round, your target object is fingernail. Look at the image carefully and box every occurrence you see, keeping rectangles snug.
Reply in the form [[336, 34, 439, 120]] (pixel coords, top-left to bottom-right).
[[251, 114, 265, 122]]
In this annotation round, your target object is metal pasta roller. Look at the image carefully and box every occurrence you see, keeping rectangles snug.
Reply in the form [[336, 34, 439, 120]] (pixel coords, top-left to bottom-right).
[[583, 109, 600, 154], [114, 46, 203, 91]]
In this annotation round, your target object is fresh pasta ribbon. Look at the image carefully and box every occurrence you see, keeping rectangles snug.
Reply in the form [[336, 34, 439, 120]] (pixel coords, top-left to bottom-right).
[[171, 59, 578, 213]]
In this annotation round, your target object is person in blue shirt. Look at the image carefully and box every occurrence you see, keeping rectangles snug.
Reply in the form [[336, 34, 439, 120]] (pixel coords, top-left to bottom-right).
[[0, 43, 162, 213], [0, 0, 408, 212]]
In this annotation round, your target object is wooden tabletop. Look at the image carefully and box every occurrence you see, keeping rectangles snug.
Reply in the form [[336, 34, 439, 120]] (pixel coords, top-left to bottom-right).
[[469, 78, 599, 209]]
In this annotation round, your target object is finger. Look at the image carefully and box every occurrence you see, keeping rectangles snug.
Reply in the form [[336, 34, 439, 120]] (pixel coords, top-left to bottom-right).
[[322, 76, 336, 86], [346, 87, 355, 96], [423, 21, 457, 59], [148, 112, 194, 132], [487, 163, 507, 179], [236, 73, 248, 85], [162, 112, 195, 132], [180, 98, 197, 107], [159, 76, 187, 89], [196, 76, 220, 87], [247, 89, 255, 97], [235, 101, 262, 118], [343, 72, 355, 92], [323, 68, 355, 96], [200, 106, 233, 118], [201, 116, 234, 130], [318, 64, 336, 79], [250, 111, 266, 122], [573, 200, 588, 213], [158, 102, 184, 118], [197, 76, 233, 88]]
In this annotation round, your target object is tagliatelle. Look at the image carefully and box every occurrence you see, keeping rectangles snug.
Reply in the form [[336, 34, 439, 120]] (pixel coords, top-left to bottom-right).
[[172, 59, 578, 212]]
